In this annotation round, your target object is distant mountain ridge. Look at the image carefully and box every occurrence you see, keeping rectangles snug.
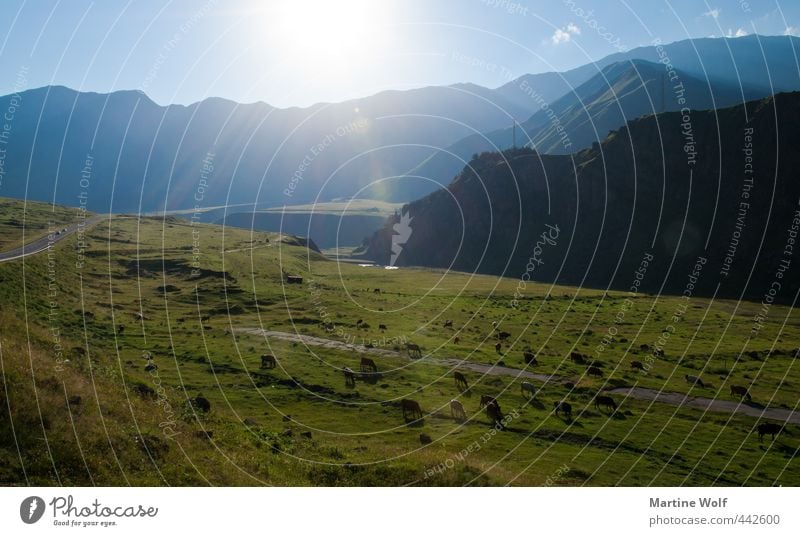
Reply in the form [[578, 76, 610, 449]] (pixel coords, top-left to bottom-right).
[[362, 92, 800, 303]]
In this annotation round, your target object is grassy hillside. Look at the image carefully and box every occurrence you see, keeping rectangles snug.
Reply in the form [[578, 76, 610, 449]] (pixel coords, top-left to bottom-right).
[[0, 213, 798, 486], [0, 196, 83, 251]]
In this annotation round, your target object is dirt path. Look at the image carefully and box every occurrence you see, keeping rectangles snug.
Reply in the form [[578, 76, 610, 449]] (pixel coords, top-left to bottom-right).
[[235, 328, 799, 424]]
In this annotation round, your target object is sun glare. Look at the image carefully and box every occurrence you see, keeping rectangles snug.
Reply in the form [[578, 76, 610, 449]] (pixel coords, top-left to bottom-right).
[[273, 0, 382, 70]]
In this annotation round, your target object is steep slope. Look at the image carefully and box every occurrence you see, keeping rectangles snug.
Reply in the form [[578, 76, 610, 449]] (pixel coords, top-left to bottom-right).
[[363, 92, 800, 303]]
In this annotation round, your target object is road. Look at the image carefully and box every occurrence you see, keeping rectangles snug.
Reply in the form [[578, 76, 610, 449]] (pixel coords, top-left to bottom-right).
[[0, 214, 106, 263], [235, 327, 800, 425]]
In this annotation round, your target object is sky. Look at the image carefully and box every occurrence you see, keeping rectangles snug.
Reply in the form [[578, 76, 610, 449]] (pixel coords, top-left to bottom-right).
[[0, 0, 797, 108]]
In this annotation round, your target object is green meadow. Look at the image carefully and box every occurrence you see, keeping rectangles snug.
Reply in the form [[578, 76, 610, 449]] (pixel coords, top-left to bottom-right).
[[0, 199, 798, 486]]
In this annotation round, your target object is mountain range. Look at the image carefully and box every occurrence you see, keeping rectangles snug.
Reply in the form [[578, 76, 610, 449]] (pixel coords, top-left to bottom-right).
[[1, 34, 798, 217]]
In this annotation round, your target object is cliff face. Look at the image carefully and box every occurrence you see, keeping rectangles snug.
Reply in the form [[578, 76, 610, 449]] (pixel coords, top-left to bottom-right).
[[363, 93, 800, 303]]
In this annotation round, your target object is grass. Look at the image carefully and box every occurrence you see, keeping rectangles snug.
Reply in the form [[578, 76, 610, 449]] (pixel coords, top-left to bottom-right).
[[0, 200, 798, 486], [0, 196, 83, 250]]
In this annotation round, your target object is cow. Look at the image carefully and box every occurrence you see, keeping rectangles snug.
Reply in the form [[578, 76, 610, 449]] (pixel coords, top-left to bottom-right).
[[454, 371, 469, 393], [520, 381, 538, 399], [401, 399, 423, 422], [595, 395, 617, 413], [553, 400, 572, 420], [406, 343, 422, 359], [117, 324, 125, 335], [480, 395, 497, 409], [144, 363, 158, 372], [68, 395, 82, 406], [444, 319, 453, 328], [486, 401, 504, 429], [453, 336, 460, 345], [373, 288, 381, 293], [343, 367, 357, 387], [495, 342, 502, 354], [730, 385, 752, 402], [685, 374, 705, 388], [497, 331, 511, 340], [630, 360, 645, 371], [570, 352, 586, 364], [450, 399, 467, 422], [286, 275, 303, 284], [191, 396, 211, 413], [360, 357, 378, 374], [756, 422, 784, 442], [260, 354, 277, 369], [587, 366, 603, 377], [523, 351, 538, 366], [379, 324, 387, 331]]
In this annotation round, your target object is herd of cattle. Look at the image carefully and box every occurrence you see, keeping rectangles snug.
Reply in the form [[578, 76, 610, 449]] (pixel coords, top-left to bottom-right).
[[246, 318, 789, 444]]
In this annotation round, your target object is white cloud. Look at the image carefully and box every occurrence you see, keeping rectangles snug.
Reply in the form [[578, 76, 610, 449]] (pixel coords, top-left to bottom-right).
[[726, 27, 748, 37], [551, 23, 580, 45], [785, 26, 799, 36], [703, 8, 721, 19]]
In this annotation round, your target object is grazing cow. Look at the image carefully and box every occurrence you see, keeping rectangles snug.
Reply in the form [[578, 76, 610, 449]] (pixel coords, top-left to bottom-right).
[[444, 319, 453, 328], [260, 354, 277, 369], [595, 395, 617, 413], [356, 319, 363, 326], [379, 324, 387, 331], [685, 374, 705, 388], [497, 331, 511, 340], [495, 342, 502, 354], [454, 371, 469, 392], [730, 385, 752, 402], [343, 367, 357, 387], [286, 275, 303, 284], [486, 401, 504, 428], [756, 422, 784, 442], [587, 366, 603, 377], [479, 395, 497, 409], [630, 360, 645, 371], [406, 343, 422, 358], [523, 351, 538, 366], [360, 357, 378, 374], [639, 344, 650, 351], [553, 400, 572, 420], [520, 381, 538, 399], [450, 399, 467, 422], [191, 396, 211, 413], [401, 399, 423, 422], [454, 336, 460, 345], [144, 363, 158, 372], [373, 288, 381, 294], [570, 352, 586, 364]]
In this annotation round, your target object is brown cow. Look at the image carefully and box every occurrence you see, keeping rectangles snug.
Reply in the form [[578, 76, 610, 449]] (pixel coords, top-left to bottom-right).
[[401, 399, 423, 422], [570, 352, 586, 364], [497, 331, 511, 340], [379, 324, 387, 331], [260, 354, 277, 369], [454, 336, 460, 345], [454, 371, 469, 392], [756, 422, 784, 442], [595, 395, 617, 413], [443, 319, 453, 328], [360, 357, 378, 374], [520, 381, 537, 399], [553, 400, 572, 420], [450, 399, 467, 422], [730, 385, 752, 402], [406, 343, 422, 359], [486, 401, 504, 428], [523, 351, 537, 365], [495, 342, 502, 354], [630, 360, 645, 371], [685, 374, 705, 388], [479, 395, 497, 409], [587, 366, 603, 377], [343, 367, 357, 387]]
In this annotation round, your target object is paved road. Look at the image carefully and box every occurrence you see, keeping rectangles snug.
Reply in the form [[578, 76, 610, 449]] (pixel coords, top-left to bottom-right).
[[235, 327, 799, 424], [0, 214, 106, 263]]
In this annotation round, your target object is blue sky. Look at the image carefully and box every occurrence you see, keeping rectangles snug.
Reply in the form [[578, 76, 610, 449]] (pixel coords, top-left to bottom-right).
[[0, 0, 797, 108]]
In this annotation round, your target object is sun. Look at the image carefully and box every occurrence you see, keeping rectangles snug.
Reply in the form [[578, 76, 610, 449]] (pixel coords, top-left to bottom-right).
[[273, 0, 381, 70]]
